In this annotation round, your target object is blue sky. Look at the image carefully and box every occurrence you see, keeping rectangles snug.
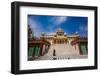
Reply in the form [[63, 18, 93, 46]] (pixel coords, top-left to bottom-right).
[[28, 15, 88, 37]]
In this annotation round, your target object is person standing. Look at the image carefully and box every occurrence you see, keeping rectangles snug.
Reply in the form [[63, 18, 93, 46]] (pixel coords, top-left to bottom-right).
[[53, 49, 56, 60]]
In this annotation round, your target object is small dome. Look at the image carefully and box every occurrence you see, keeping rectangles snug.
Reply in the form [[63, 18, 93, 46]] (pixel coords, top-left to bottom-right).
[[74, 32, 78, 35], [56, 28, 64, 33], [64, 32, 67, 35], [41, 32, 46, 36]]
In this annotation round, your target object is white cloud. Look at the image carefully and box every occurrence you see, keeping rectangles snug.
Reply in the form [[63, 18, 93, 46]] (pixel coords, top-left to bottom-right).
[[47, 16, 67, 32], [79, 25, 87, 37], [55, 16, 67, 25], [28, 18, 43, 37], [47, 32, 56, 35], [79, 25, 87, 32], [47, 24, 55, 32], [50, 16, 67, 25]]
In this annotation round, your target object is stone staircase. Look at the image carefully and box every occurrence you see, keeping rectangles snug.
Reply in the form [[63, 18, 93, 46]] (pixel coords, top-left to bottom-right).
[[45, 43, 80, 56], [35, 43, 82, 60]]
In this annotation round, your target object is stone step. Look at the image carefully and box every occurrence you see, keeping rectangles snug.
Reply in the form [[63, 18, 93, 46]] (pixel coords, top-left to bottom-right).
[[44, 44, 80, 57]]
